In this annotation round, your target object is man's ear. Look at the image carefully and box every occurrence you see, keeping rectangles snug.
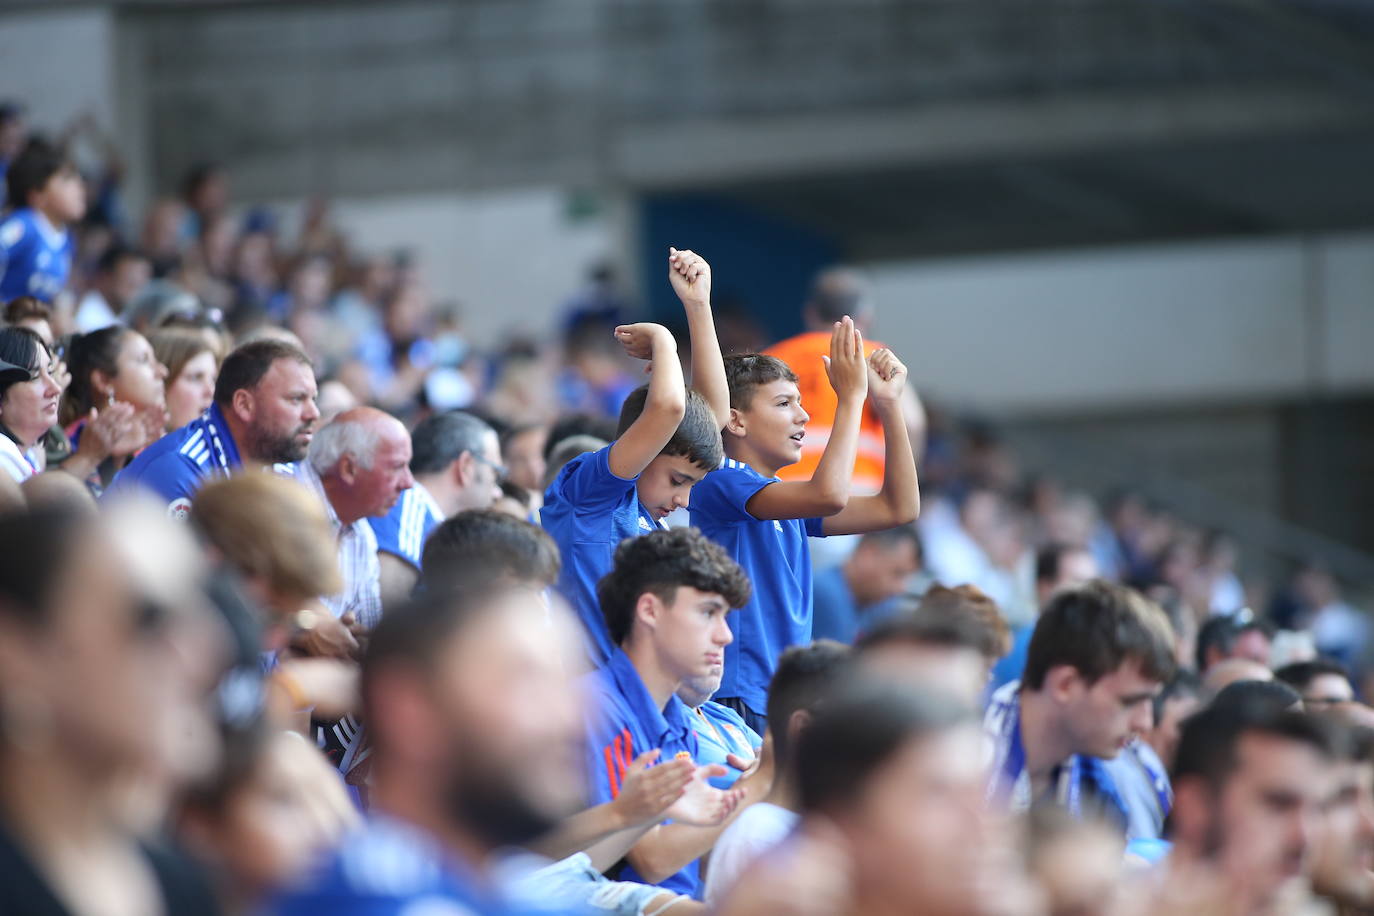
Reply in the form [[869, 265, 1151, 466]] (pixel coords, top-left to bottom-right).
[[724, 406, 747, 440], [230, 388, 254, 423], [1169, 777, 1210, 849], [634, 591, 663, 635], [337, 453, 358, 485], [452, 451, 476, 487], [1044, 665, 1083, 704], [787, 708, 812, 749]]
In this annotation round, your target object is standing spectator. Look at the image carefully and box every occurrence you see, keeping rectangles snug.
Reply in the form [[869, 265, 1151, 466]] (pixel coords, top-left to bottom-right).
[[149, 327, 222, 431], [72, 245, 152, 331], [811, 525, 923, 643], [985, 581, 1175, 830], [0, 138, 85, 303], [105, 339, 320, 515], [370, 411, 502, 603]]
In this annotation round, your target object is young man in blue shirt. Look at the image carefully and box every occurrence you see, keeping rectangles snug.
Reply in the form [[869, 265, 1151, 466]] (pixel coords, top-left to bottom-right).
[[584, 527, 765, 900], [543, 249, 730, 665], [371, 410, 502, 602], [0, 138, 85, 303], [106, 339, 320, 516], [689, 319, 920, 731]]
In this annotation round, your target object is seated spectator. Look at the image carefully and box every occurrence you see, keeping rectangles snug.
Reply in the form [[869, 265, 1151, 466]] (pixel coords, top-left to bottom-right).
[[149, 326, 222, 431], [585, 528, 757, 897], [502, 421, 548, 504], [716, 681, 1002, 916], [106, 338, 320, 515], [1196, 613, 1274, 676], [811, 524, 923, 644], [60, 326, 168, 487], [1161, 702, 1335, 914], [370, 411, 502, 603], [985, 580, 1175, 830], [676, 664, 763, 792], [1209, 678, 1303, 715], [419, 509, 561, 596], [0, 503, 221, 914], [269, 584, 588, 914], [1143, 670, 1202, 770], [1309, 723, 1374, 913], [992, 542, 1099, 690], [703, 640, 849, 906], [1200, 657, 1274, 700], [2, 295, 54, 347], [73, 244, 152, 331], [0, 138, 84, 303], [0, 328, 61, 482], [1274, 658, 1357, 711], [176, 726, 355, 913]]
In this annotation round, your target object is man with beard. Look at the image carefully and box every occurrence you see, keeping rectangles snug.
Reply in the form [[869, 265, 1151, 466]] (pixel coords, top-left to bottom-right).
[[1159, 701, 1336, 915], [270, 583, 590, 915], [107, 339, 320, 517]]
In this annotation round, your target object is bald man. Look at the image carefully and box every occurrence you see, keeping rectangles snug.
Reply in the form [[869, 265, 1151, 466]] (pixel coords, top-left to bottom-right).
[[296, 407, 414, 629]]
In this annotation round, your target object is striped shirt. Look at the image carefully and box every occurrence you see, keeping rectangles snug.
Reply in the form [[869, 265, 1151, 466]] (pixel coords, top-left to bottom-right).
[[370, 481, 443, 571]]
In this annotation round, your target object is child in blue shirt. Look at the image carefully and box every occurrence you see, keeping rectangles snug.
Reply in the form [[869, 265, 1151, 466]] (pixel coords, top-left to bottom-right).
[[689, 318, 920, 731], [0, 138, 85, 303], [543, 249, 730, 665]]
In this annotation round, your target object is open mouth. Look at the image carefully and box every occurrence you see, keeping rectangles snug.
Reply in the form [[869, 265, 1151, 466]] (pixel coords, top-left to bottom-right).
[[789, 431, 805, 444]]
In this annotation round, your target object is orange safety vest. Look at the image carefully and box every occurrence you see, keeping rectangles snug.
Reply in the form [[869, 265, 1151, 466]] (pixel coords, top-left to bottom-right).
[[763, 331, 886, 494]]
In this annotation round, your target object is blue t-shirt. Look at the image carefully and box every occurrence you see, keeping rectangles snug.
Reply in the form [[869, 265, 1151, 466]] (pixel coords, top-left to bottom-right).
[[0, 208, 73, 302], [542, 445, 663, 665], [583, 649, 702, 898], [990, 623, 1034, 693], [810, 564, 902, 644], [690, 700, 762, 790], [104, 403, 242, 516], [371, 481, 444, 571], [270, 815, 517, 916], [689, 458, 825, 714]]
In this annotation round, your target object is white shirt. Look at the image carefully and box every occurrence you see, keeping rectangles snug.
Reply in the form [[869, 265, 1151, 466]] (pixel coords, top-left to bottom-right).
[[704, 803, 799, 906], [0, 433, 35, 483], [74, 289, 120, 332], [294, 462, 383, 629]]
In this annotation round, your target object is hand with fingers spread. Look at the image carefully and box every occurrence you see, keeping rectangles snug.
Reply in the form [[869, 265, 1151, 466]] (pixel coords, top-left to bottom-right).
[[865, 348, 908, 407], [820, 316, 868, 405], [667, 247, 712, 311], [610, 750, 696, 828], [666, 764, 745, 827], [614, 322, 675, 363]]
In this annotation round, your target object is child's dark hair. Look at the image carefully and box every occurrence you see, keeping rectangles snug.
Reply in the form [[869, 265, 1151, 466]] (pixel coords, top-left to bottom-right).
[[616, 386, 722, 471], [597, 527, 751, 646], [723, 354, 799, 411], [6, 137, 71, 209]]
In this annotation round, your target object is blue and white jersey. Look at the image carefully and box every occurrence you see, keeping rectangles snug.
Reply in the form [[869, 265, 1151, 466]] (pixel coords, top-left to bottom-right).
[[690, 700, 762, 790], [0, 207, 73, 302], [269, 815, 511, 916], [371, 481, 444, 571], [104, 402, 243, 517], [689, 458, 826, 716]]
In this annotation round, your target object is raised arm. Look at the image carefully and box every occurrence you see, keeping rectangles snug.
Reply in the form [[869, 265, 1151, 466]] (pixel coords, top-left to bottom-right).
[[744, 317, 868, 520], [669, 247, 730, 431], [607, 323, 687, 480], [823, 348, 920, 535]]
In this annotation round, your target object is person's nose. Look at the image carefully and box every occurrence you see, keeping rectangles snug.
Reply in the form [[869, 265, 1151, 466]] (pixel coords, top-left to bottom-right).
[[673, 489, 690, 509], [796, 406, 810, 425], [714, 615, 733, 647], [302, 397, 321, 424], [1129, 702, 1153, 736], [156, 361, 169, 381]]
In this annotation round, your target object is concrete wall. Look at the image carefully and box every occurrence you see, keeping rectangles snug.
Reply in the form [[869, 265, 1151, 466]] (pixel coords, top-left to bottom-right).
[[866, 233, 1374, 414], [0, 8, 116, 134]]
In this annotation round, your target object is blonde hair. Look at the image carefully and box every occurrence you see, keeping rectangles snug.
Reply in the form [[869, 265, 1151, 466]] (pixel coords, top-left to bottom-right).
[[148, 327, 220, 389], [191, 474, 341, 605]]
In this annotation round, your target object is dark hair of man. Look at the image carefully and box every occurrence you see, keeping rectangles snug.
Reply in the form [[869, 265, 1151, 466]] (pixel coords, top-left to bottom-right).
[[409, 411, 494, 475], [797, 680, 973, 816], [5, 137, 70, 208], [2, 296, 50, 327], [361, 582, 515, 752], [59, 326, 131, 425], [854, 603, 993, 658], [857, 524, 923, 561], [420, 510, 561, 593], [1172, 701, 1335, 793], [0, 504, 83, 625], [1209, 679, 1301, 716], [1274, 658, 1351, 694], [766, 641, 851, 773], [597, 527, 751, 646], [722, 353, 799, 412], [212, 339, 312, 407], [500, 479, 532, 509], [544, 413, 617, 462], [1194, 615, 1275, 673], [1023, 580, 1175, 691], [1152, 669, 1202, 724], [96, 244, 149, 275], [1035, 543, 1085, 586], [616, 386, 722, 471], [914, 584, 1011, 660]]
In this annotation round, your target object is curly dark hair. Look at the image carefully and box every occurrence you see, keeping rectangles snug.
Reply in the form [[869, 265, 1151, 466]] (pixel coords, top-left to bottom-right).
[[597, 527, 751, 646]]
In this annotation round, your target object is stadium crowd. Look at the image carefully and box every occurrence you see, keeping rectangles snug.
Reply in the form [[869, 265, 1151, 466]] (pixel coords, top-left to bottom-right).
[[0, 106, 1372, 916]]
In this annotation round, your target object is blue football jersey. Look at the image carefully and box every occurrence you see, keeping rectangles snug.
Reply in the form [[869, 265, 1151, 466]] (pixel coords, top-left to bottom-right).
[[0, 208, 73, 302]]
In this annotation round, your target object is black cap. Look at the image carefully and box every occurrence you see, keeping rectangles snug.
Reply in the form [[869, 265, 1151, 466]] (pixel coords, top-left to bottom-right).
[[0, 358, 31, 386]]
